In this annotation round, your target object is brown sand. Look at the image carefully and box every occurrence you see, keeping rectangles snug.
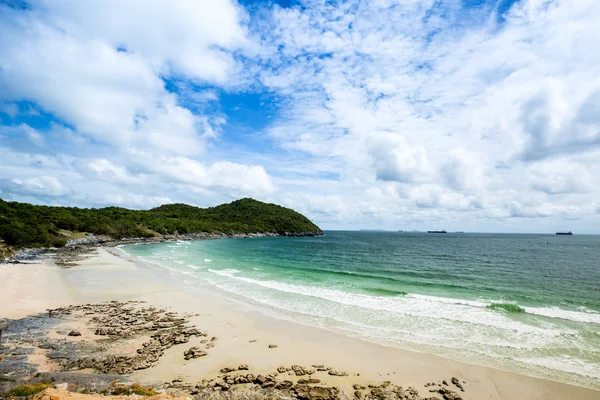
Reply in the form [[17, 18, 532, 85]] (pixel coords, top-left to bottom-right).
[[2, 247, 599, 400]]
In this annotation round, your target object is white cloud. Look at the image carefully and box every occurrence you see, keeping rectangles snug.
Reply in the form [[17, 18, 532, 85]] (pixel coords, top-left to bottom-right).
[[1, 0, 600, 232], [5, 176, 70, 197]]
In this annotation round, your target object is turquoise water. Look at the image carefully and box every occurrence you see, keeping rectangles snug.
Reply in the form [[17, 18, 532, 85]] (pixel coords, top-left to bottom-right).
[[121, 232, 600, 389]]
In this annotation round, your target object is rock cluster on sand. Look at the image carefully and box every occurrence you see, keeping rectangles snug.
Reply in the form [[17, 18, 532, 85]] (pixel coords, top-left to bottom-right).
[[46, 301, 209, 374], [184, 347, 207, 360], [424, 377, 466, 399], [0, 302, 466, 400], [184, 365, 447, 400]]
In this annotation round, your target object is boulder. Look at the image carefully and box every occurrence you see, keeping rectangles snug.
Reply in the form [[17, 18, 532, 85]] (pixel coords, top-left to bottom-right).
[[451, 377, 464, 392], [276, 380, 294, 390], [294, 385, 340, 400], [184, 347, 207, 360], [68, 330, 82, 337]]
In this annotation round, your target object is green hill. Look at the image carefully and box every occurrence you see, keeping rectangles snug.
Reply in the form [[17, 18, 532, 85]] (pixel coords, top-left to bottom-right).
[[0, 198, 323, 248]]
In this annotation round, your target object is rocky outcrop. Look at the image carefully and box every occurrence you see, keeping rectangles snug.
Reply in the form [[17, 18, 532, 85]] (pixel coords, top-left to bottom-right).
[[44, 301, 210, 374], [184, 347, 207, 360]]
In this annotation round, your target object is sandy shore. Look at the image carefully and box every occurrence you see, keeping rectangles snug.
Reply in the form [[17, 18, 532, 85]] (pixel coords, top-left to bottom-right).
[[1, 247, 598, 400]]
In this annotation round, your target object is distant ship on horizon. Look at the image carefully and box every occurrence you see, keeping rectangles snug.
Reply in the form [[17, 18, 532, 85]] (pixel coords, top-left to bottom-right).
[[427, 230, 447, 234], [556, 231, 573, 235]]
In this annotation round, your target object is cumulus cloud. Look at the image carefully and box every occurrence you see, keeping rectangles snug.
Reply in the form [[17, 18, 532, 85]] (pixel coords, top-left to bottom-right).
[[1, 0, 600, 232], [1, 176, 70, 198]]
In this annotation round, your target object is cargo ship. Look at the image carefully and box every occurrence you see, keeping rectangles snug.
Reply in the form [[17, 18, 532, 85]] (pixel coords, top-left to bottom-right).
[[427, 230, 447, 233], [556, 231, 573, 235]]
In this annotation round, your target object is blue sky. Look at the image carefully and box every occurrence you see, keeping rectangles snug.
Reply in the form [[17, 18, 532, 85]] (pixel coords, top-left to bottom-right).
[[1, 0, 600, 232]]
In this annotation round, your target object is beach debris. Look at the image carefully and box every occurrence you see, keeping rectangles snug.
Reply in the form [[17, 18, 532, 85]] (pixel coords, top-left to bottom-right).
[[67, 330, 81, 337], [249, 339, 257, 343], [268, 344, 278, 348]]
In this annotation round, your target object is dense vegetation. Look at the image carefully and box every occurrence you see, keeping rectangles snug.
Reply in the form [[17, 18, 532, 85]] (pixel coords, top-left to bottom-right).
[[0, 198, 322, 248]]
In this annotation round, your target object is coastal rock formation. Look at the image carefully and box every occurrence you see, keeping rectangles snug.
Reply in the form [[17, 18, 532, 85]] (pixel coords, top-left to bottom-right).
[[184, 347, 207, 360], [328, 370, 348, 376], [42, 301, 209, 374], [1, 306, 458, 400], [451, 377, 464, 392]]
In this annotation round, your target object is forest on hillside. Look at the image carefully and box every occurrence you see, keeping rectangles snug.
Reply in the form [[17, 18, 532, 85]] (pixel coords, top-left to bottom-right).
[[0, 198, 323, 248]]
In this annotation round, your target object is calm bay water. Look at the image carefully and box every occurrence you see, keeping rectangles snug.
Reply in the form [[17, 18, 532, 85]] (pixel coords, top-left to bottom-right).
[[121, 231, 600, 389]]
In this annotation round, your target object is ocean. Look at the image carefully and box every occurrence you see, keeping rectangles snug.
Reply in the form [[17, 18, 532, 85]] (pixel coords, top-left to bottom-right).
[[120, 231, 600, 389]]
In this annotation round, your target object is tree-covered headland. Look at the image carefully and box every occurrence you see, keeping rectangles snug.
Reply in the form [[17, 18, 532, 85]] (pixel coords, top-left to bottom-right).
[[0, 198, 323, 248]]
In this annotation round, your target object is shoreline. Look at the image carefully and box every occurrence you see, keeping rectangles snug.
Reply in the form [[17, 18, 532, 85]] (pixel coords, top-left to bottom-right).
[[2, 231, 324, 263], [1, 247, 599, 399]]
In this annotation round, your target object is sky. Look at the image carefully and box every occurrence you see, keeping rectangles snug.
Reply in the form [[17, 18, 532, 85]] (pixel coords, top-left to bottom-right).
[[1, 0, 599, 233]]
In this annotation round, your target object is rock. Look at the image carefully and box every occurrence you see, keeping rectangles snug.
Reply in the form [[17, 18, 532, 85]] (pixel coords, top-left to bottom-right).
[[68, 330, 82, 337], [328, 370, 348, 376], [354, 390, 362, 399], [276, 380, 294, 390], [298, 378, 320, 384], [451, 377, 464, 391], [249, 339, 257, 343], [220, 367, 237, 374], [353, 384, 366, 390], [278, 366, 288, 373], [294, 385, 340, 400], [443, 380, 448, 386], [269, 344, 278, 348], [438, 387, 463, 400], [313, 365, 328, 372], [255, 375, 267, 385], [184, 347, 207, 360], [214, 378, 230, 391], [238, 364, 249, 370], [292, 365, 310, 376]]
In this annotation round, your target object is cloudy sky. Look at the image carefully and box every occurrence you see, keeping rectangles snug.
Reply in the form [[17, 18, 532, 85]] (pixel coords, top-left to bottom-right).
[[1, 0, 599, 233]]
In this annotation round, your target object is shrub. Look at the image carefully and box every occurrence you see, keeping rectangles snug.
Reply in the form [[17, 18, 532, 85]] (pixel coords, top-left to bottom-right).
[[5, 383, 50, 397]]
